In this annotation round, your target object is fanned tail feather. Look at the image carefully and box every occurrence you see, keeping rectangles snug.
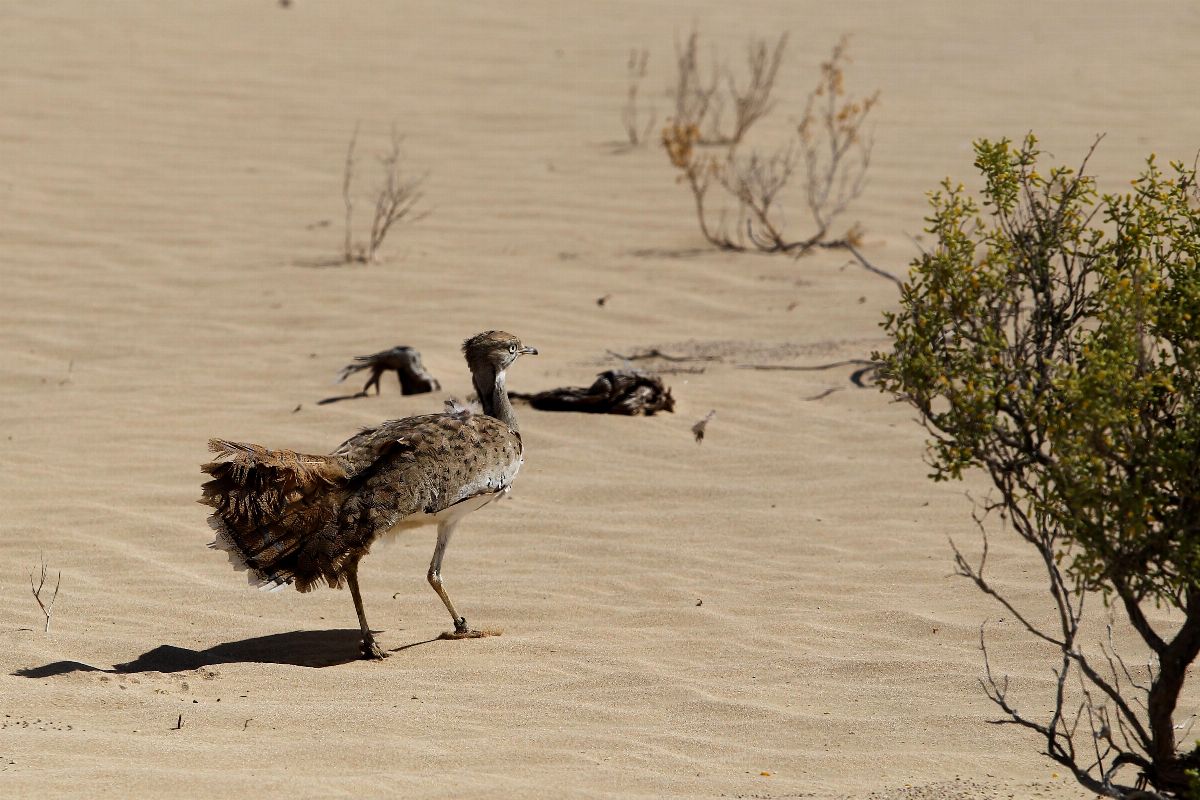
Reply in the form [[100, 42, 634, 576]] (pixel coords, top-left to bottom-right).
[[201, 438, 348, 592]]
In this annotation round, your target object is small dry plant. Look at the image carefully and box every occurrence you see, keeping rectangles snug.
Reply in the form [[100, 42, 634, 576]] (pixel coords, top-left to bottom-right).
[[669, 29, 787, 147], [798, 36, 878, 245], [620, 48, 657, 147], [30, 554, 61, 633], [341, 124, 427, 264], [663, 35, 877, 255], [725, 33, 788, 146], [671, 30, 723, 144]]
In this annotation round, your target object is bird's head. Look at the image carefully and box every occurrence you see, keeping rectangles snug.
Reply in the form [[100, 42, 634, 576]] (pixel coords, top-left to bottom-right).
[[462, 331, 537, 375]]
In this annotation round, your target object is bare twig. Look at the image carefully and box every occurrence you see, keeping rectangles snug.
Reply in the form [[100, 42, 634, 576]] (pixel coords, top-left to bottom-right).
[[663, 36, 879, 258], [845, 243, 904, 288], [341, 126, 427, 264], [621, 48, 657, 147], [342, 122, 358, 263], [726, 34, 788, 146], [29, 555, 61, 633], [804, 386, 843, 401], [797, 35, 879, 246], [672, 29, 721, 142], [735, 358, 875, 371], [607, 348, 719, 363]]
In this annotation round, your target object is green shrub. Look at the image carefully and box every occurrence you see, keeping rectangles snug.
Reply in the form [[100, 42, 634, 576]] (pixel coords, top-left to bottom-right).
[[877, 133, 1200, 798]]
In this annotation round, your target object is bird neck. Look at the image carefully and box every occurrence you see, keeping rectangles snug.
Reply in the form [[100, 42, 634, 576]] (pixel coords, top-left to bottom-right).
[[474, 366, 519, 433]]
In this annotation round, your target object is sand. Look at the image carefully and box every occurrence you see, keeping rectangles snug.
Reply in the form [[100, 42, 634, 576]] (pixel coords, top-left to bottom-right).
[[2, 2, 1197, 797]]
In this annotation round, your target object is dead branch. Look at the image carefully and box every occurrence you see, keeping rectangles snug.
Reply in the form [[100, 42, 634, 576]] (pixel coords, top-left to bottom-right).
[[607, 347, 719, 363], [720, 143, 804, 251], [663, 36, 879, 258], [341, 126, 427, 264], [727, 33, 788, 146], [735, 358, 879, 388], [29, 555, 61, 633], [655, 365, 707, 375], [798, 35, 879, 245], [672, 29, 722, 142], [735, 358, 875, 371], [509, 370, 674, 416], [621, 48, 657, 147], [804, 387, 843, 401], [845, 242, 904, 288], [342, 122, 358, 264], [323, 345, 440, 404]]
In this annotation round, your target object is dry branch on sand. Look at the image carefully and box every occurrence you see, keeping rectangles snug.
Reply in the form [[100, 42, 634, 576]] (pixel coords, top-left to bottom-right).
[[319, 346, 440, 405], [670, 30, 722, 145], [340, 125, 427, 264], [669, 30, 787, 147], [29, 555, 61, 633], [663, 36, 879, 259], [620, 48, 657, 147], [510, 370, 675, 416]]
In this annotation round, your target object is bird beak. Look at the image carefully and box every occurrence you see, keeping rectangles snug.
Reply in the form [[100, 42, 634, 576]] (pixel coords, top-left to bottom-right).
[[520, 346, 538, 356]]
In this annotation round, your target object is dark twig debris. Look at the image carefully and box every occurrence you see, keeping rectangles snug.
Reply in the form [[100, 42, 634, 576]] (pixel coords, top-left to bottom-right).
[[510, 370, 675, 416], [320, 346, 441, 405]]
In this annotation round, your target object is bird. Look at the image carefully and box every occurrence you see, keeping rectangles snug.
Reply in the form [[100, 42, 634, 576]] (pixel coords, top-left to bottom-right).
[[200, 331, 537, 659], [333, 345, 441, 397]]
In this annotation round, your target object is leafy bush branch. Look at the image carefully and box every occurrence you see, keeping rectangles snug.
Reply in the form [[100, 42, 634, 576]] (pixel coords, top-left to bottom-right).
[[878, 133, 1200, 798]]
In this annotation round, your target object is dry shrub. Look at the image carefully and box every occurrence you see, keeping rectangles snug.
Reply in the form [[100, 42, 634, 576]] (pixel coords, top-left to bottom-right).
[[663, 35, 877, 256], [341, 124, 427, 264], [669, 29, 787, 147], [621, 48, 657, 147]]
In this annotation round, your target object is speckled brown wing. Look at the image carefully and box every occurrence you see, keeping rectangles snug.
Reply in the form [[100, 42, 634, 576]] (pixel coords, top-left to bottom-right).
[[288, 411, 523, 590], [203, 410, 523, 593]]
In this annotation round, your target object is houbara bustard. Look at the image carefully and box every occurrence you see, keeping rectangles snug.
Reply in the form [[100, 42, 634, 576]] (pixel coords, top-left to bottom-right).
[[201, 331, 537, 659]]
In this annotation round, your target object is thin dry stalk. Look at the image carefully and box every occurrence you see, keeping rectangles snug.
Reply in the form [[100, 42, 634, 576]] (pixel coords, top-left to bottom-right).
[[798, 35, 879, 243], [341, 126, 427, 264], [342, 122, 359, 263], [672, 30, 722, 142], [720, 144, 801, 250], [621, 48, 657, 147], [366, 127, 426, 262], [662, 122, 728, 249], [726, 33, 788, 146], [30, 555, 61, 633], [663, 35, 878, 260]]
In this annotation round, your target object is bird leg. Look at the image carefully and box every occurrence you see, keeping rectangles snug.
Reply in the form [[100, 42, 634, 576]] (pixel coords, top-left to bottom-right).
[[428, 520, 483, 639], [346, 561, 387, 659]]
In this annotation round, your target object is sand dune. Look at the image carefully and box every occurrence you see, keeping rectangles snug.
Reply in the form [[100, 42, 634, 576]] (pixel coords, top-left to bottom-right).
[[3, 2, 1197, 797]]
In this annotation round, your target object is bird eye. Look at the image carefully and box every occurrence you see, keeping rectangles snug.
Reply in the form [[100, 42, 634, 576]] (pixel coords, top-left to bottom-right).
[[509, 344, 517, 353]]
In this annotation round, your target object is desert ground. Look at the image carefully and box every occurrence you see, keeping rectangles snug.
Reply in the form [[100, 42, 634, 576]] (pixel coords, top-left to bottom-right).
[[2, 2, 1198, 797]]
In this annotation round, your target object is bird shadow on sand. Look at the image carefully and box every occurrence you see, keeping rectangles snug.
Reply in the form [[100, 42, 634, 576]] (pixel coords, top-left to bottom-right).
[[12, 629, 443, 677]]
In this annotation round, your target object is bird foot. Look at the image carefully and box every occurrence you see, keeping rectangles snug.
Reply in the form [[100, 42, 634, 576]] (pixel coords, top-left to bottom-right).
[[360, 639, 388, 660], [438, 617, 485, 640], [439, 628, 485, 640]]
